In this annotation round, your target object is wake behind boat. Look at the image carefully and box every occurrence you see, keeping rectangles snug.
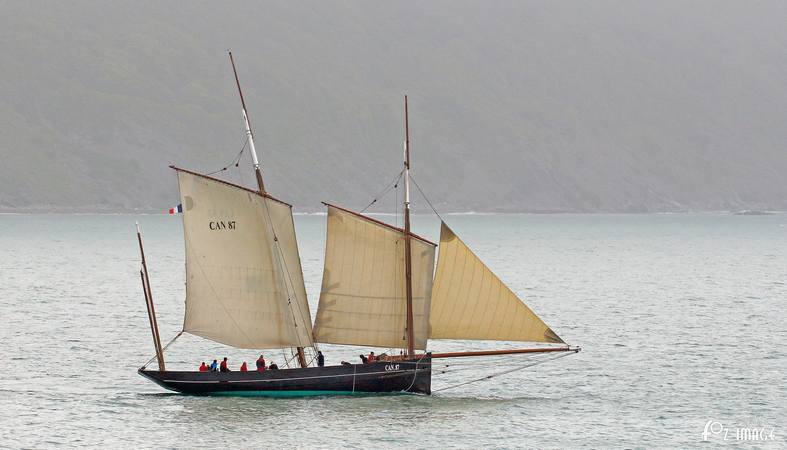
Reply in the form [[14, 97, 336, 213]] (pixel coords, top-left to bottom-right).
[[135, 52, 578, 397]]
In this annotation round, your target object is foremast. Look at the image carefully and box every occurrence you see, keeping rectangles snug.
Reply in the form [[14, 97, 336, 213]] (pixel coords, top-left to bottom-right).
[[228, 52, 309, 369]]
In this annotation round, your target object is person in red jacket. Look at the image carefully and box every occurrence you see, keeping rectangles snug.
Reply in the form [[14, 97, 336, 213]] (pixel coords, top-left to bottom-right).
[[198, 362, 208, 372], [240, 361, 248, 372], [219, 357, 231, 372], [256, 354, 266, 372]]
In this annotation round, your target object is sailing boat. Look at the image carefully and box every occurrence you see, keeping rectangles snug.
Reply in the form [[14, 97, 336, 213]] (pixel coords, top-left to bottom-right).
[[137, 55, 578, 396]]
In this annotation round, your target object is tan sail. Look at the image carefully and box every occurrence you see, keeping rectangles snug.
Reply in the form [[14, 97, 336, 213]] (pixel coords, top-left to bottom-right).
[[176, 168, 314, 349], [312, 205, 436, 350], [265, 195, 314, 350], [429, 222, 564, 344]]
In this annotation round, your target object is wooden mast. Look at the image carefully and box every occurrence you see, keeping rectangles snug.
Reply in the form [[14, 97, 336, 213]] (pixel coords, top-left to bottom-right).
[[137, 223, 165, 371], [228, 51, 308, 369], [229, 51, 266, 194], [403, 95, 415, 356]]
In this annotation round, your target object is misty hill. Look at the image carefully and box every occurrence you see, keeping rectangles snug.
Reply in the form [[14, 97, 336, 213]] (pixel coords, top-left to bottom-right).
[[1, 1, 786, 213]]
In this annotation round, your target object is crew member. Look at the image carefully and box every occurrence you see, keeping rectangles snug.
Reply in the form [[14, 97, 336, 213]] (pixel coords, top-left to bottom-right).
[[199, 362, 208, 372], [317, 351, 325, 367], [220, 357, 231, 372]]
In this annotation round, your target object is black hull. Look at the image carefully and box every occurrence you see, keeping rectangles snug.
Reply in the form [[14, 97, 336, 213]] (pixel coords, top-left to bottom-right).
[[139, 354, 431, 397]]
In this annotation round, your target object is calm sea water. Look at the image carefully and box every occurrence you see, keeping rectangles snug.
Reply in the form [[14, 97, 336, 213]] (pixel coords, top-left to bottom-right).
[[1, 213, 785, 448]]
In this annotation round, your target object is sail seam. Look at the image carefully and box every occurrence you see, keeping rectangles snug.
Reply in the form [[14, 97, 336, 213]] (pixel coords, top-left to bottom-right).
[[183, 231, 259, 348]]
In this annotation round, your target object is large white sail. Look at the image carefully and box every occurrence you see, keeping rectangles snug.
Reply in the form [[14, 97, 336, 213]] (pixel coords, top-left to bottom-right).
[[312, 205, 436, 350], [176, 168, 314, 349], [429, 222, 564, 344]]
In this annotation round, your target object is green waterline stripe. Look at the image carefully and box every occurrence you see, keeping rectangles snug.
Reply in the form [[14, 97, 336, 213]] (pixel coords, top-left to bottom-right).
[[206, 390, 412, 398]]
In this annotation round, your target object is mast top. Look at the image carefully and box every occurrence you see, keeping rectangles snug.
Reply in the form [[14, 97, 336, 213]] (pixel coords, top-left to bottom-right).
[[228, 51, 266, 194], [228, 52, 253, 138], [404, 95, 410, 170]]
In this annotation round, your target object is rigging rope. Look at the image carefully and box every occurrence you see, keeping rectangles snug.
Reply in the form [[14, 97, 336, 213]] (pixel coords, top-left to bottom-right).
[[235, 146, 247, 188], [141, 331, 184, 369], [401, 353, 429, 393], [205, 135, 249, 176], [431, 351, 575, 393], [410, 174, 444, 222], [360, 169, 404, 213]]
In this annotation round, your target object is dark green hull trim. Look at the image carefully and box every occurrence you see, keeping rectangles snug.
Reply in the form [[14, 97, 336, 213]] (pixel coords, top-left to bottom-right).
[[209, 390, 409, 398]]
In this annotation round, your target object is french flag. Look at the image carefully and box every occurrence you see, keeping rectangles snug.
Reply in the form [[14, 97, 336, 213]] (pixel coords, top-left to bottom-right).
[[168, 203, 183, 214]]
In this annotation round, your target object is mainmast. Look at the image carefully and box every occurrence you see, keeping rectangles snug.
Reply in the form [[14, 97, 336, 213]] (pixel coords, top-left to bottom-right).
[[403, 95, 415, 356], [227, 51, 308, 369]]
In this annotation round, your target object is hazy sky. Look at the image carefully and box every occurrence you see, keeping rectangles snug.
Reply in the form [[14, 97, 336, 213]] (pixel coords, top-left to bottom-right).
[[1, 1, 785, 212]]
